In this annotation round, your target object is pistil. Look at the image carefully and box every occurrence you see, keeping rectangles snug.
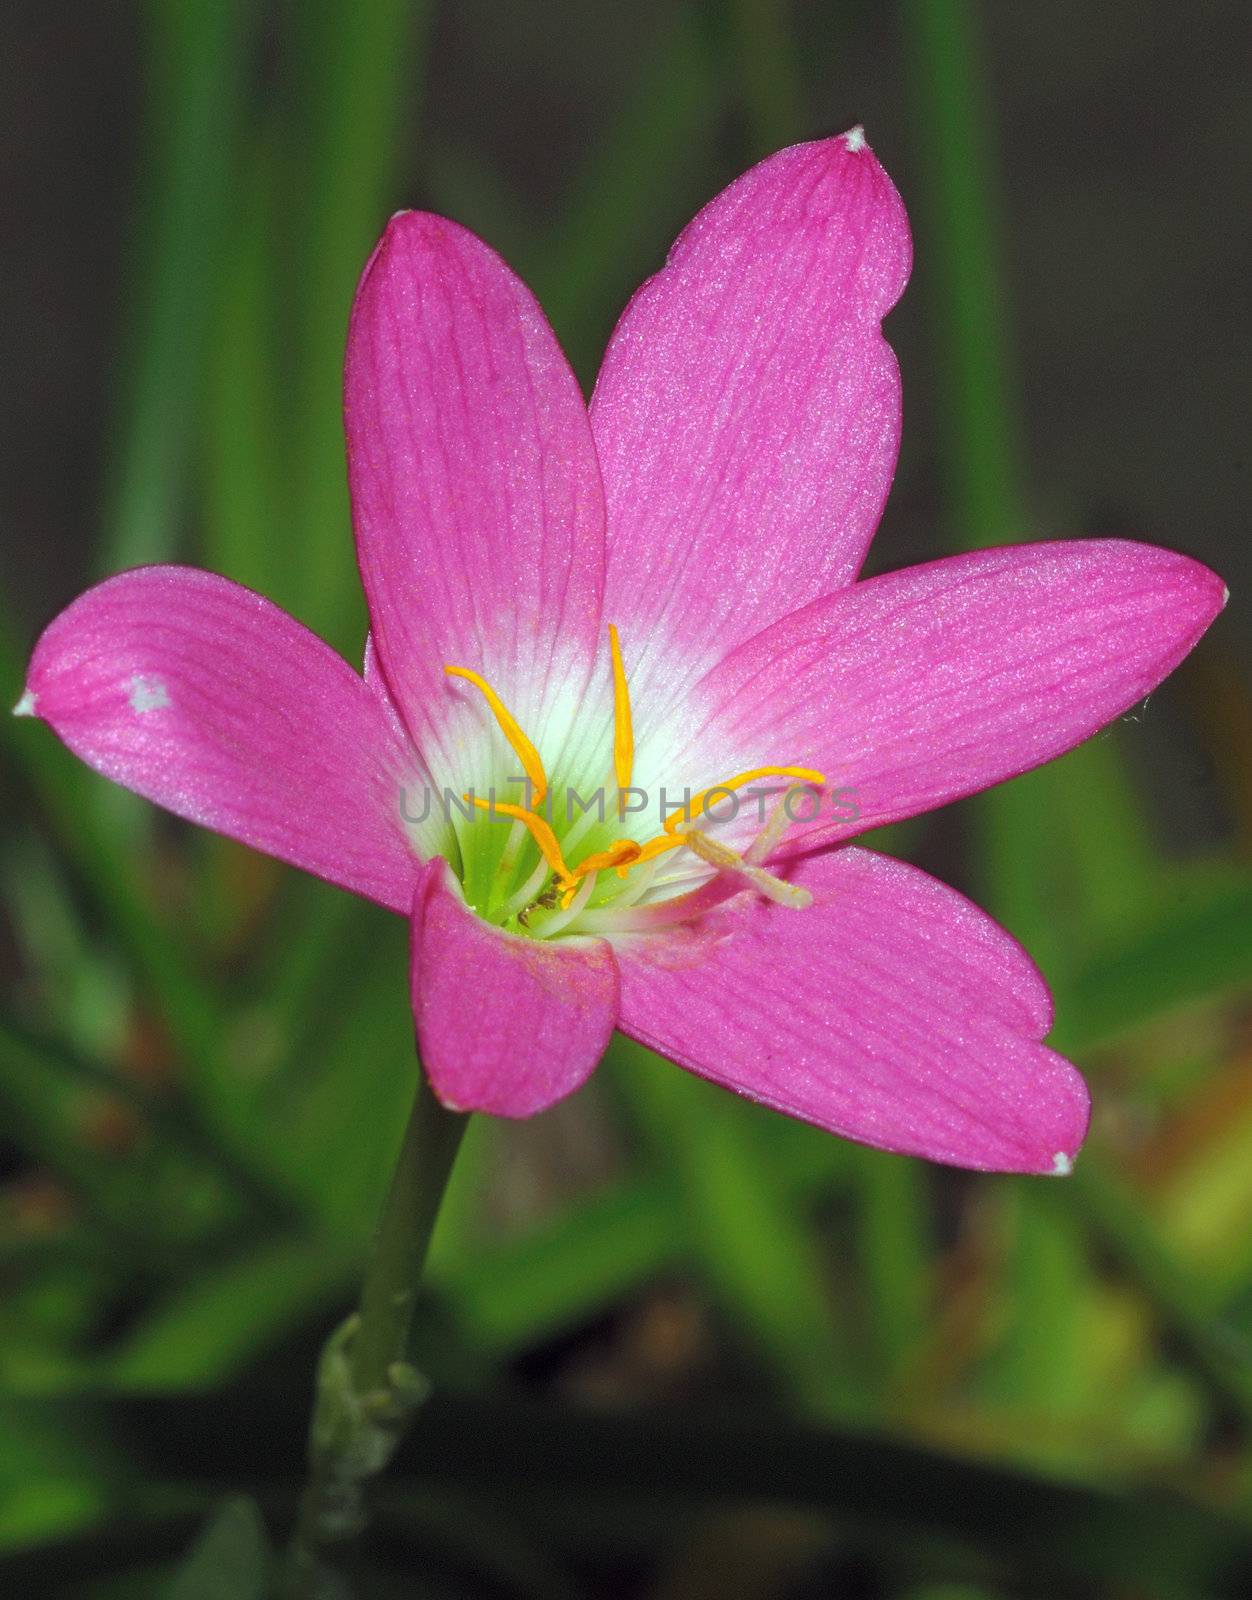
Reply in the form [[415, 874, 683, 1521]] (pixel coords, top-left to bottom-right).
[[444, 628, 825, 934]]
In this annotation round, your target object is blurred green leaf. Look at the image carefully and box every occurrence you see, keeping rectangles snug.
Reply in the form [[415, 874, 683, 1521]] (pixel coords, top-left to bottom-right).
[[0, 1013, 283, 1228], [1069, 868, 1252, 1048], [529, 7, 724, 379], [0, 1396, 117, 1548], [265, 916, 418, 1239], [1059, 1163, 1252, 1422], [850, 1148, 931, 1389], [104, 0, 253, 572], [0, 719, 299, 1220], [167, 1497, 269, 1600], [435, 1174, 673, 1355], [436, 1108, 866, 1360], [283, 0, 430, 648], [984, 1189, 1089, 1418], [102, 1240, 351, 1389], [2, 832, 130, 1059], [901, 0, 1024, 547], [609, 1040, 859, 1416], [3, 722, 218, 1056], [203, 135, 285, 602]]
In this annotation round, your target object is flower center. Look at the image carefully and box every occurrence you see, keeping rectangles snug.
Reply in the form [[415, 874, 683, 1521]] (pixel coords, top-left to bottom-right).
[[443, 628, 823, 939]]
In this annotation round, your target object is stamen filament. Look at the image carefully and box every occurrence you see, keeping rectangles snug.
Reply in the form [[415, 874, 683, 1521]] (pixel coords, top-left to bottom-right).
[[745, 782, 810, 866], [596, 852, 665, 912], [567, 838, 642, 885], [662, 768, 825, 835], [630, 833, 689, 867], [495, 816, 528, 882], [548, 869, 601, 927], [446, 665, 548, 808], [684, 827, 812, 909], [467, 796, 573, 888]]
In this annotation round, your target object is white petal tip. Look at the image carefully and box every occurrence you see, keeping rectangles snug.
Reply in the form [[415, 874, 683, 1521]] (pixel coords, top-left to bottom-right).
[[842, 124, 868, 153], [1221, 584, 1230, 610], [1050, 1151, 1075, 1177], [12, 690, 35, 717]]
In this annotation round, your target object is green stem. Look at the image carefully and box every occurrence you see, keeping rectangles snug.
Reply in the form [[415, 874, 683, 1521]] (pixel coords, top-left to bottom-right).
[[349, 1074, 467, 1392], [284, 1069, 466, 1595]]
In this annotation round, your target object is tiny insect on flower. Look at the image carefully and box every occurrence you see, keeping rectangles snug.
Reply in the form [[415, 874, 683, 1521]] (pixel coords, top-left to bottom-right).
[[16, 128, 1227, 1171]]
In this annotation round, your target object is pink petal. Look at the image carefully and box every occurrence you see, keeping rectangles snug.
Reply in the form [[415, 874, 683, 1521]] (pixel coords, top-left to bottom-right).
[[362, 629, 446, 859], [346, 213, 606, 783], [22, 567, 421, 913], [410, 858, 619, 1117], [364, 629, 419, 749], [685, 540, 1225, 855], [617, 847, 1088, 1173], [590, 131, 910, 714]]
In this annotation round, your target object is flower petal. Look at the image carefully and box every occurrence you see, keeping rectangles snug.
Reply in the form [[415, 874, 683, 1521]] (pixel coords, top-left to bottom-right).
[[346, 213, 606, 786], [683, 540, 1226, 854], [616, 847, 1088, 1173], [364, 629, 419, 752], [22, 567, 420, 913], [590, 131, 910, 713], [410, 858, 619, 1117]]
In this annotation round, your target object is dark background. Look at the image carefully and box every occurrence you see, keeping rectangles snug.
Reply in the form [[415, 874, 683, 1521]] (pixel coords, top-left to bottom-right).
[[6, 2, 1247, 661]]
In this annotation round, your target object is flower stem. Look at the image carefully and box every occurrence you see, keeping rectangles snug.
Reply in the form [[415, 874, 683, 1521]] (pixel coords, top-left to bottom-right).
[[283, 1068, 466, 1596]]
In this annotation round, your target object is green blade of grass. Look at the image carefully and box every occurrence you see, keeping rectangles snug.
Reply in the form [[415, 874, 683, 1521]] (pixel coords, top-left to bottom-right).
[[898, 0, 1236, 1445], [1059, 1163, 1252, 1421], [850, 1147, 931, 1389], [0, 1013, 288, 1226], [901, 0, 1094, 1426], [903, 0, 1163, 946], [101, 1241, 353, 1390], [203, 134, 285, 601], [608, 1039, 861, 1417], [167, 1498, 270, 1600], [102, 0, 254, 572], [1067, 868, 1252, 1049], [527, 7, 725, 381], [900, 0, 1024, 546], [432, 1175, 674, 1357], [283, 0, 431, 650]]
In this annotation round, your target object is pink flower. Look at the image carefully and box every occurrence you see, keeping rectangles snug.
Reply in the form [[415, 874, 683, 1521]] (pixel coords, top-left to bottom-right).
[[18, 131, 1225, 1173]]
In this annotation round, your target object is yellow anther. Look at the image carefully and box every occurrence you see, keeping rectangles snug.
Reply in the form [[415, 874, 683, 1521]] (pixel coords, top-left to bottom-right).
[[662, 768, 825, 835], [568, 838, 642, 886], [628, 833, 688, 867], [446, 665, 548, 808], [608, 623, 634, 799], [468, 796, 573, 888]]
